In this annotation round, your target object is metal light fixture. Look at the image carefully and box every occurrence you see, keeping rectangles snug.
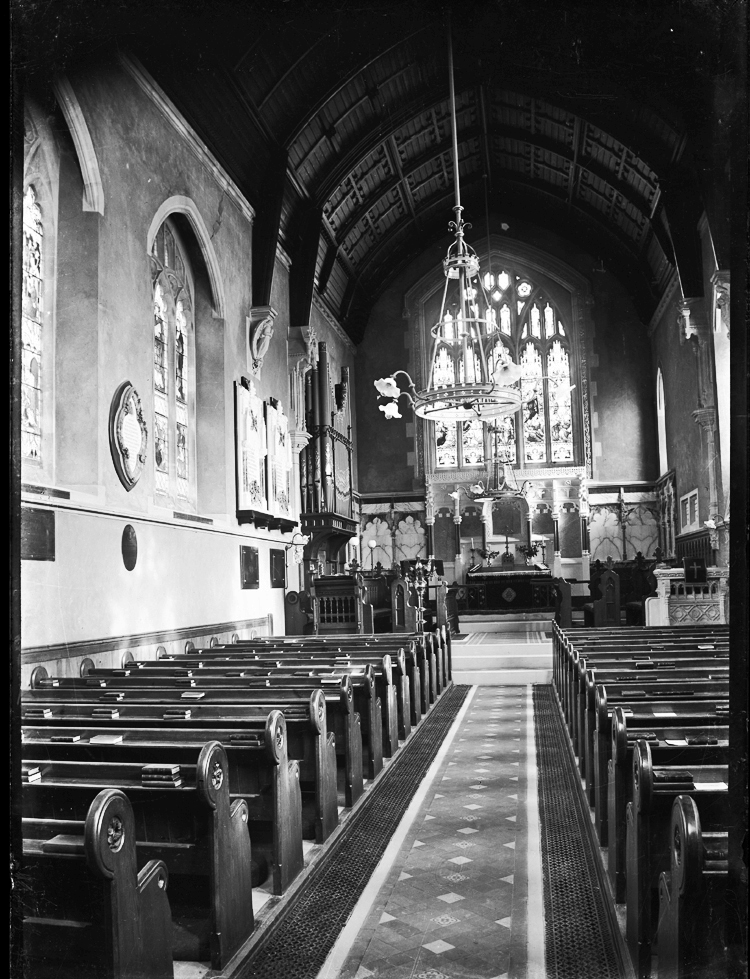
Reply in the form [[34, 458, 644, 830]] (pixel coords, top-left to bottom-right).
[[285, 531, 310, 565], [374, 27, 524, 424]]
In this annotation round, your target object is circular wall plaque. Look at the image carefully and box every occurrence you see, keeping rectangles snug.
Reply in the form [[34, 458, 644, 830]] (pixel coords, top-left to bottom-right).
[[122, 525, 138, 571], [109, 381, 148, 491]]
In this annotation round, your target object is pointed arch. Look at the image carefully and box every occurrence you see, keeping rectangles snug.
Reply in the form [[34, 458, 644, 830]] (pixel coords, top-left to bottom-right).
[[53, 76, 105, 215], [147, 196, 226, 318]]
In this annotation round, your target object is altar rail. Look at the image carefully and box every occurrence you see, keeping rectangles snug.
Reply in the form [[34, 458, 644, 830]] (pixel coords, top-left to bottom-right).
[[645, 567, 729, 626]]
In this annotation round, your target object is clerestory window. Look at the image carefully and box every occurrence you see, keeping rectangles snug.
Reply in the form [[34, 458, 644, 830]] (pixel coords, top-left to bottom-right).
[[434, 268, 577, 469]]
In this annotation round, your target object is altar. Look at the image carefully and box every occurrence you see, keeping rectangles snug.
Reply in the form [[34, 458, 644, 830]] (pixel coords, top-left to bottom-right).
[[463, 563, 555, 613]]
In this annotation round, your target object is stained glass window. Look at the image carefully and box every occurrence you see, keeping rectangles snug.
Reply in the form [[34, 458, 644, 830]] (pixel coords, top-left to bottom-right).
[[547, 340, 573, 461], [430, 265, 578, 470], [544, 303, 555, 338], [457, 348, 481, 385], [150, 221, 193, 501], [521, 343, 546, 463], [435, 419, 458, 467], [432, 346, 456, 387], [461, 418, 485, 466], [22, 186, 43, 462], [500, 304, 511, 334], [491, 414, 517, 465], [530, 304, 541, 338]]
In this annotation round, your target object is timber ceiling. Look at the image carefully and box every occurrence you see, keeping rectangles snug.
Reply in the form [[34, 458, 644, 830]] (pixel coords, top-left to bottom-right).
[[16, 0, 739, 341]]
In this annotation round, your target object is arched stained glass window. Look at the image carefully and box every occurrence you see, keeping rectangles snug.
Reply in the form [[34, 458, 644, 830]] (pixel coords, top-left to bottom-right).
[[521, 344, 546, 463], [547, 341, 573, 461], [432, 264, 580, 469], [435, 419, 458, 468], [150, 221, 194, 503], [22, 186, 43, 462], [461, 418, 485, 467], [499, 304, 511, 334]]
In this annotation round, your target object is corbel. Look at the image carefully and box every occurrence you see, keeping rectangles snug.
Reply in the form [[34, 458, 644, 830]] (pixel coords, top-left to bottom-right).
[[710, 270, 730, 336]]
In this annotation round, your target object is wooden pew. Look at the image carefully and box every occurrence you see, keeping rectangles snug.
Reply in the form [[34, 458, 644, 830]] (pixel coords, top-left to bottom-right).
[[557, 628, 728, 729], [358, 573, 394, 633], [569, 649, 728, 779], [75, 661, 363, 810], [234, 629, 440, 716], [657, 795, 728, 979], [27, 678, 338, 845], [182, 652, 398, 761], [22, 697, 303, 896], [625, 740, 731, 979], [22, 787, 174, 979], [583, 567, 621, 627], [607, 707, 729, 901], [553, 626, 728, 756], [30, 668, 379, 789], [568, 643, 728, 758], [22, 740, 255, 968], [202, 645, 409, 746], [588, 673, 730, 824], [551, 621, 729, 702]]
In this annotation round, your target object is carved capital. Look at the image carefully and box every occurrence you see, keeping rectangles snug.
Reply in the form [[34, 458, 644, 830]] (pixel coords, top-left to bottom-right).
[[692, 406, 717, 435], [289, 429, 312, 455]]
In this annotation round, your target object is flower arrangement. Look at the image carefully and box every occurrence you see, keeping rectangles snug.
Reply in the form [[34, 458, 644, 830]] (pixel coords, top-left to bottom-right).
[[479, 548, 500, 562], [518, 543, 540, 559]]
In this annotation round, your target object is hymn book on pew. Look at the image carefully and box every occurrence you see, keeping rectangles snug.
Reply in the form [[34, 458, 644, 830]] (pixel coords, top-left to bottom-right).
[[141, 764, 183, 788]]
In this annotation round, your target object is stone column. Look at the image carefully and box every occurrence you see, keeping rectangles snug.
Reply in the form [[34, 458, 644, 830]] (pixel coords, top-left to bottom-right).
[[579, 475, 590, 580], [551, 484, 562, 578], [693, 407, 721, 562], [289, 429, 311, 591], [425, 479, 435, 558]]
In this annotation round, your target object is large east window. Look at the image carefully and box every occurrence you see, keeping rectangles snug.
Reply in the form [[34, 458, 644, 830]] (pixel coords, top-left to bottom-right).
[[150, 221, 195, 503], [434, 268, 577, 469]]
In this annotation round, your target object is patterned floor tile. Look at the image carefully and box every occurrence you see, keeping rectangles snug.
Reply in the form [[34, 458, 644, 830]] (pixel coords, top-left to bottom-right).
[[422, 939, 455, 954], [334, 684, 536, 979]]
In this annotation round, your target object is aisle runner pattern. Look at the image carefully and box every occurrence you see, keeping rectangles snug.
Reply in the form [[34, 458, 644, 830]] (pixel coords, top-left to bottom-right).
[[533, 685, 625, 979], [336, 687, 531, 979], [242, 686, 470, 978]]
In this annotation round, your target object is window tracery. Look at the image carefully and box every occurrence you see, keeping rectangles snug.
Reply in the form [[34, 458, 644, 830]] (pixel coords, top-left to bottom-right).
[[433, 267, 578, 470], [22, 185, 43, 462], [150, 221, 194, 503]]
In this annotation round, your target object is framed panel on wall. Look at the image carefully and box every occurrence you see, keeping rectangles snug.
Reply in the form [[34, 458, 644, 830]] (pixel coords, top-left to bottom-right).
[[235, 380, 268, 514], [239, 545, 259, 589], [270, 548, 286, 588]]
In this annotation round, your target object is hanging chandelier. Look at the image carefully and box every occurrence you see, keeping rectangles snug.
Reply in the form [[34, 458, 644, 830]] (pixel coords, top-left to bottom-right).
[[374, 27, 524, 423]]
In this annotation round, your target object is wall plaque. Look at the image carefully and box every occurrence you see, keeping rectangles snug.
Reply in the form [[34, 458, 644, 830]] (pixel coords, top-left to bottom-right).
[[109, 381, 148, 491], [270, 548, 286, 588], [240, 545, 259, 589], [21, 506, 55, 561]]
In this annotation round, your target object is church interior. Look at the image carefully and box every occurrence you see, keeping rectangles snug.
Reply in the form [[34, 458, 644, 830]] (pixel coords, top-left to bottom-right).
[[10, 1, 748, 977]]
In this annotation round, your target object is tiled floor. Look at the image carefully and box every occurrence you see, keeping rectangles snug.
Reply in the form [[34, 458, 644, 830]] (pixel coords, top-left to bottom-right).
[[319, 685, 543, 979]]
